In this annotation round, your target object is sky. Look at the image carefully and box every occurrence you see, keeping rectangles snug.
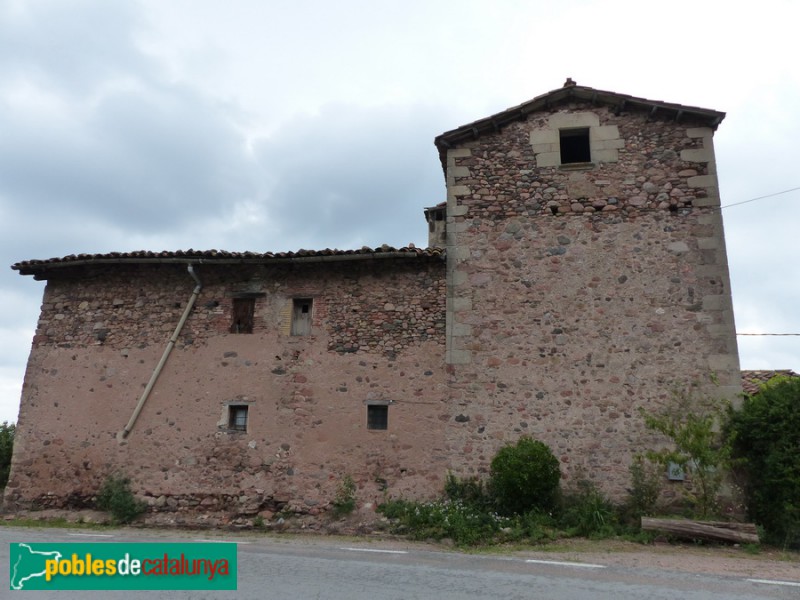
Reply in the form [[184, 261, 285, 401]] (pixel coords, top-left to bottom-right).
[[1, 0, 799, 424]]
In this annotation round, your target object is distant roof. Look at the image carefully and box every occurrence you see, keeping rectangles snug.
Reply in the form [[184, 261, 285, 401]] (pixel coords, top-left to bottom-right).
[[12, 245, 445, 280], [741, 369, 800, 395], [434, 79, 726, 172]]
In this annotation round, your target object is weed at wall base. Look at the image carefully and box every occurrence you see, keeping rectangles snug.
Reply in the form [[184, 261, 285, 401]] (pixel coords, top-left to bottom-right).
[[96, 474, 146, 525], [331, 475, 357, 518]]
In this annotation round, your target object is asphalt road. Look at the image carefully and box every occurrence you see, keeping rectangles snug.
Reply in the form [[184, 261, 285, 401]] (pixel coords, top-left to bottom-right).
[[1, 526, 798, 599]]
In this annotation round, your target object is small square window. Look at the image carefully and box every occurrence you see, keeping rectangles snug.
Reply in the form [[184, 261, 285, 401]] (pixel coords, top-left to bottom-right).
[[228, 405, 248, 431], [231, 298, 255, 334], [560, 128, 591, 164], [367, 405, 388, 430], [291, 298, 313, 336]]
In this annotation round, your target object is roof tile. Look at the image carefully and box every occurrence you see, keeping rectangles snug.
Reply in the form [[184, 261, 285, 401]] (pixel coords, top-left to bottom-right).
[[741, 369, 800, 395]]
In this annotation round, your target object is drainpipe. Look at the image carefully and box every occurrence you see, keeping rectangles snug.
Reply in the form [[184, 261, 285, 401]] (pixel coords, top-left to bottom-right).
[[118, 265, 203, 441]]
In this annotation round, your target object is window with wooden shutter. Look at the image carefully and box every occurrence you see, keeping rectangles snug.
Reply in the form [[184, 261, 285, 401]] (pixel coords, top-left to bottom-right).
[[230, 298, 255, 334]]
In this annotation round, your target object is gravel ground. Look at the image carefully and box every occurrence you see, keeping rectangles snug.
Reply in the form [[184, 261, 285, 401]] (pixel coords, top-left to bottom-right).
[[509, 539, 800, 581]]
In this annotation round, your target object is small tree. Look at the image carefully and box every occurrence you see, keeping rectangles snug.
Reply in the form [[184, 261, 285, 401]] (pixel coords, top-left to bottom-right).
[[0, 422, 15, 489], [728, 376, 800, 547], [641, 392, 730, 519], [625, 454, 663, 521], [489, 436, 560, 516]]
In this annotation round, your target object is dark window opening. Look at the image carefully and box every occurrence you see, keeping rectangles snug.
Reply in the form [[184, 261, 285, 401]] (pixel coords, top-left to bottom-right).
[[367, 405, 388, 430], [291, 298, 313, 336], [560, 128, 591, 164], [228, 405, 248, 431], [230, 298, 255, 334]]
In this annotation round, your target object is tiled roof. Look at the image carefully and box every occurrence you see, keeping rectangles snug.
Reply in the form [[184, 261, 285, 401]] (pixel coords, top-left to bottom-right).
[[12, 245, 445, 279], [741, 369, 800, 395], [433, 79, 726, 172]]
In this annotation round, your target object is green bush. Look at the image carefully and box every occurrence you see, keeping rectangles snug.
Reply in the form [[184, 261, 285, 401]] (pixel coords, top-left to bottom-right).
[[378, 498, 508, 546], [0, 422, 15, 489], [489, 436, 560, 516], [331, 475, 357, 517], [559, 480, 618, 538], [509, 509, 558, 543], [728, 376, 800, 547], [623, 455, 663, 524], [443, 472, 491, 509], [96, 474, 147, 524]]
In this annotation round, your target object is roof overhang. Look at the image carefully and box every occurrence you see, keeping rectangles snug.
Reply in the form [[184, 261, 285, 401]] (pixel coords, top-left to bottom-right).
[[434, 83, 726, 173], [12, 247, 446, 280]]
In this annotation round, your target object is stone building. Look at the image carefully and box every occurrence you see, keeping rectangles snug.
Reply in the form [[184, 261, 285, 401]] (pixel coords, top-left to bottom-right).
[[5, 81, 741, 522]]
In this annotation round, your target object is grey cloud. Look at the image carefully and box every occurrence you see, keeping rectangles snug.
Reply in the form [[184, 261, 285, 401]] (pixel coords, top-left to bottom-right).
[[251, 103, 447, 251], [0, 90, 256, 233], [0, 4, 258, 240], [0, 0, 150, 94]]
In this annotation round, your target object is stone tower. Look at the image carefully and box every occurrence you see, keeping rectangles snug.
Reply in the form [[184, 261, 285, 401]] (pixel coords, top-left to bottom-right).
[[435, 81, 740, 495]]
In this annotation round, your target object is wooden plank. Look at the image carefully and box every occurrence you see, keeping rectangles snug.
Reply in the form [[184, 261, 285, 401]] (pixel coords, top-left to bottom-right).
[[641, 517, 759, 544]]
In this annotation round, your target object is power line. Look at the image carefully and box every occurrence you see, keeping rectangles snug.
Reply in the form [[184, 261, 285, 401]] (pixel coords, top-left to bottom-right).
[[720, 186, 800, 210], [737, 333, 800, 336]]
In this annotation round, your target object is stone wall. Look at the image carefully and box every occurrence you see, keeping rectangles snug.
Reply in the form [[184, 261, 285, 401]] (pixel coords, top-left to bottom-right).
[[443, 103, 740, 498], [31, 262, 445, 356], [5, 259, 448, 518]]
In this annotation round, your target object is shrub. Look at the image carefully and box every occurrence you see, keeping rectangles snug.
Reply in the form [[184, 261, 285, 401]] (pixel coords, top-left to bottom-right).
[[0, 422, 15, 489], [624, 455, 663, 524], [331, 475, 357, 517], [641, 392, 730, 518], [378, 498, 508, 546], [489, 436, 560, 516], [96, 474, 147, 524], [728, 376, 800, 547], [559, 480, 618, 538], [443, 472, 491, 509], [510, 509, 558, 543]]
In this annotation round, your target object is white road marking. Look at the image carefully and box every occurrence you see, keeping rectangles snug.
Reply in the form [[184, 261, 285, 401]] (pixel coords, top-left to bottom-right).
[[525, 559, 606, 569], [340, 547, 409, 554], [747, 578, 800, 587], [66, 533, 114, 538], [196, 539, 249, 545]]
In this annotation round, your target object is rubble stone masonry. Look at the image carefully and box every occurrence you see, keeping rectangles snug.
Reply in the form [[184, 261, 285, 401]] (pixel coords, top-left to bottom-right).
[[5, 259, 448, 519], [443, 103, 739, 498]]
